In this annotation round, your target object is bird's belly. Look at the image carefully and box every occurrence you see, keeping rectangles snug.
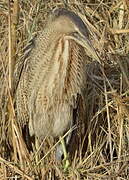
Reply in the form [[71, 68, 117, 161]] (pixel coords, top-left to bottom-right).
[[29, 102, 72, 139], [52, 103, 72, 137]]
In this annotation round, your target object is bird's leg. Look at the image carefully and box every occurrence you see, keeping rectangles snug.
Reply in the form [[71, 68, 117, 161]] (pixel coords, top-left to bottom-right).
[[55, 136, 70, 168], [55, 135, 70, 170], [61, 119, 74, 170], [56, 121, 73, 170], [55, 131, 72, 161], [59, 136, 70, 170], [55, 116, 74, 170]]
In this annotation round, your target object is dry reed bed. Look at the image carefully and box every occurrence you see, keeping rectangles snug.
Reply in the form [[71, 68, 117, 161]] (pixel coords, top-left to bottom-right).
[[0, 0, 129, 179]]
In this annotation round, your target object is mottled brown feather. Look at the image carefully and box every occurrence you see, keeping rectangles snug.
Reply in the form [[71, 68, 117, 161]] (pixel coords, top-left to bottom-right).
[[15, 8, 88, 141]]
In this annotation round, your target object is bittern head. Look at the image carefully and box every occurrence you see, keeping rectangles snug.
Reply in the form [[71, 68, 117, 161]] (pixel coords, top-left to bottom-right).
[[48, 8, 99, 61]]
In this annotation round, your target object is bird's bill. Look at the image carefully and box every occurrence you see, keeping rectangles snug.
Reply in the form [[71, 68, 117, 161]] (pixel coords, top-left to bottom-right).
[[78, 36, 100, 63], [66, 34, 100, 63]]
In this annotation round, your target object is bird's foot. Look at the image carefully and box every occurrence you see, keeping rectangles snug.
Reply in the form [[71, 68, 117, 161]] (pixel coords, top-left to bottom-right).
[[62, 155, 70, 171], [60, 136, 70, 171], [55, 137, 70, 171]]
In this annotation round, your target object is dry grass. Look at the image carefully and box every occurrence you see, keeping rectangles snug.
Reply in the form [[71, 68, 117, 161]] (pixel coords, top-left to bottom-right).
[[1, 0, 129, 179]]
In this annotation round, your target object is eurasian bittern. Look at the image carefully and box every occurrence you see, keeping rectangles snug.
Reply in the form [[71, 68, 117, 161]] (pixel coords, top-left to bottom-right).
[[15, 8, 99, 166]]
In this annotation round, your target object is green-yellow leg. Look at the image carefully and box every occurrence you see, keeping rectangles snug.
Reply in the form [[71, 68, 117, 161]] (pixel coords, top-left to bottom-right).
[[59, 136, 70, 171]]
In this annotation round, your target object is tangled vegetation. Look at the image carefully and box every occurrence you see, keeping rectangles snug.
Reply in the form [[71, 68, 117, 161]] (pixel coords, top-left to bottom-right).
[[0, 0, 129, 179]]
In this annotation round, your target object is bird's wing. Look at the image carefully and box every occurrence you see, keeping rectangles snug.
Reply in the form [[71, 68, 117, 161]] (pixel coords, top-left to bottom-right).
[[68, 93, 87, 157], [14, 36, 36, 127], [14, 36, 36, 91], [63, 40, 88, 156], [64, 40, 87, 107]]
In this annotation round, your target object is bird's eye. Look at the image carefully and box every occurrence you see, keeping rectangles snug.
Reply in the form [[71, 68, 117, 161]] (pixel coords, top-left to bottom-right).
[[71, 32, 82, 40], [70, 32, 79, 37]]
